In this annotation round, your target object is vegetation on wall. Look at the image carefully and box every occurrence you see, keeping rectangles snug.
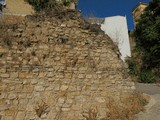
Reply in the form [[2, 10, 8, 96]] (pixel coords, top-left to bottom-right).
[[25, 0, 78, 11], [131, 0, 160, 83], [134, 0, 160, 69]]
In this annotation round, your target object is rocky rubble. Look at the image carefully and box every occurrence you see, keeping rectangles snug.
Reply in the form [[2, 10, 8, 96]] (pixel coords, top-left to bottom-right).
[[0, 11, 135, 120]]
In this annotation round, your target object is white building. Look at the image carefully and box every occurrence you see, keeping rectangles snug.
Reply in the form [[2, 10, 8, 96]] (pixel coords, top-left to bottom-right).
[[101, 16, 131, 61]]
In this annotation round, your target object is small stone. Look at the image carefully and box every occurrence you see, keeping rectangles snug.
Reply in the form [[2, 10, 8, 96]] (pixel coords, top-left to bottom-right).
[[8, 94, 16, 100], [58, 97, 65, 104], [54, 57, 60, 61], [124, 63, 129, 68], [0, 93, 6, 99], [65, 73, 72, 79], [47, 72, 54, 77], [31, 79, 38, 85], [47, 112, 57, 120], [19, 99, 28, 105], [3, 116, 14, 120], [95, 97, 106, 103], [66, 99, 73, 104], [25, 114, 35, 120], [1, 73, 9, 78], [35, 86, 45, 92], [41, 113, 47, 119], [111, 80, 116, 84], [86, 74, 92, 79], [0, 105, 8, 111], [131, 86, 136, 90], [0, 48, 8, 53], [79, 67, 87, 71], [54, 84, 60, 91], [60, 85, 68, 91], [61, 108, 70, 111], [72, 103, 82, 111], [33, 68, 39, 72], [78, 74, 85, 79], [54, 46, 61, 52], [46, 86, 54, 91], [10, 72, 18, 78], [62, 103, 72, 108], [22, 80, 29, 85], [75, 96, 86, 103], [38, 72, 46, 78], [69, 86, 76, 91], [61, 24, 66, 27], [16, 112, 25, 120]]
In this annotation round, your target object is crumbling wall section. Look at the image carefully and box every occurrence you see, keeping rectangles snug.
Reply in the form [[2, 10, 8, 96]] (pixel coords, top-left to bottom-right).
[[0, 14, 135, 120]]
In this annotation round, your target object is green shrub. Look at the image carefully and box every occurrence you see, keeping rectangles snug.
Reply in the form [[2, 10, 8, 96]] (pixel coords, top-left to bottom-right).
[[25, 0, 78, 11], [134, 0, 160, 69], [25, 0, 57, 11], [138, 71, 155, 83], [126, 58, 138, 75]]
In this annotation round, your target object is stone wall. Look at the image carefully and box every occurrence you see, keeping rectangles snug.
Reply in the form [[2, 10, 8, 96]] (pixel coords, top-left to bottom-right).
[[132, 2, 148, 27], [0, 13, 135, 120]]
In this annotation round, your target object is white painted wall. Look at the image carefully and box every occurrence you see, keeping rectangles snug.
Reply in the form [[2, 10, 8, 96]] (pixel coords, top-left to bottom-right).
[[101, 16, 131, 61]]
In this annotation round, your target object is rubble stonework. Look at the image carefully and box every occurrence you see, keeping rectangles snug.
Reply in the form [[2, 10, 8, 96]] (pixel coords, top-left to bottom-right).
[[0, 13, 135, 120]]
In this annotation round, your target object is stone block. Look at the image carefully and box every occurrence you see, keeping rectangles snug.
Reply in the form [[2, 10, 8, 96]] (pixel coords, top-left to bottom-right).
[[19, 72, 27, 78], [23, 85, 34, 92], [1, 74, 9, 78], [35, 86, 45, 92], [31, 79, 38, 85], [5, 110, 16, 116], [58, 97, 65, 104], [95, 97, 106, 103], [15, 112, 25, 120], [8, 94, 17, 100], [10, 72, 18, 78], [0, 105, 8, 111], [86, 74, 92, 79], [61, 108, 70, 111], [60, 85, 68, 91], [19, 99, 28, 105], [0, 48, 8, 53], [78, 74, 85, 79]]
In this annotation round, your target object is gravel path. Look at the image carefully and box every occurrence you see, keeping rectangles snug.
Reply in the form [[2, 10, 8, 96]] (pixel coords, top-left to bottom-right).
[[135, 83, 160, 120]]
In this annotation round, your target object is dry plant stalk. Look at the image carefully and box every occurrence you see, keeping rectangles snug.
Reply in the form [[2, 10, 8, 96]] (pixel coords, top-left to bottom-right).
[[106, 92, 148, 120], [81, 93, 148, 120]]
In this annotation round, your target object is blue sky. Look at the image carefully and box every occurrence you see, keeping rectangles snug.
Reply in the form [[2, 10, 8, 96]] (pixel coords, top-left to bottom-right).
[[77, 0, 151, 30]]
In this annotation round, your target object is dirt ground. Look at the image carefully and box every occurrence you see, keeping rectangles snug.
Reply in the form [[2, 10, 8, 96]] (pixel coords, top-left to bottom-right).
[[135, 83, 160, 120]]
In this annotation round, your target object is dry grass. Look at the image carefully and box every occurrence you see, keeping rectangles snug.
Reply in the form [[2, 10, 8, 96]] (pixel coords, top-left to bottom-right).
[[0, 23, 12, 48], [82, 92, 148, 120], [0, 15, 23, 49], [106, 93, 147, 120]]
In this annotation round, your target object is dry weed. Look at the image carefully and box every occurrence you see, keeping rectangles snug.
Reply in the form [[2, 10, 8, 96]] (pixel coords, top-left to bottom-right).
[[106, 92, 148, 120], [81, 92, 148, 120]]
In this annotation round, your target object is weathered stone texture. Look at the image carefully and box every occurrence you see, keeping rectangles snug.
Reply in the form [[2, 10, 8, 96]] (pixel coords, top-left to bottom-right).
[[0, 13, 135, 119]]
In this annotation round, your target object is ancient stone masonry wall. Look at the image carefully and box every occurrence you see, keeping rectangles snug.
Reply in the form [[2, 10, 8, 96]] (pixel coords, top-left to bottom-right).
[[0, 14, 135, 120]]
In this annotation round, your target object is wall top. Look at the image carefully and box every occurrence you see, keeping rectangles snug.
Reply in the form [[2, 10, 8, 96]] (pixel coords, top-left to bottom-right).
[[132, 2, 148, 13]]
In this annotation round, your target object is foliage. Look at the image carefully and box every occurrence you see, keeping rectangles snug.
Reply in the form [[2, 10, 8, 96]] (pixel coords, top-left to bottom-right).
[[126, 58, 138, 75], [25, 0, 56, 11], [0, 4, 2, 11], [25, 0, 78, 11], [138, 71, 155, 83], [134, 0, 160, 70], [63, 0, 78, 6]]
